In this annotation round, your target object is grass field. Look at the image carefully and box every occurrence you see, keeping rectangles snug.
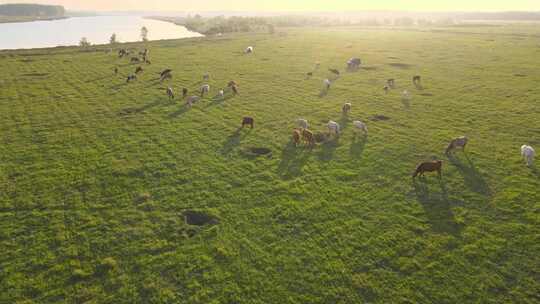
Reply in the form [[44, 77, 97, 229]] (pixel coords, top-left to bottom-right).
[[1, 24, 539, 303]]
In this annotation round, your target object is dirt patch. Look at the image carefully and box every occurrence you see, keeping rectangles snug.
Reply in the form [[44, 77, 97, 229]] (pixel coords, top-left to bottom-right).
[[388, 63, 413, 69], [183, 210, 219, 226], [370, 115, 391, 121]]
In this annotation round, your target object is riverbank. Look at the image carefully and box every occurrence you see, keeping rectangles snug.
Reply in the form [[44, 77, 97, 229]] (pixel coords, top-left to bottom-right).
[[0, 15, 68, 24]]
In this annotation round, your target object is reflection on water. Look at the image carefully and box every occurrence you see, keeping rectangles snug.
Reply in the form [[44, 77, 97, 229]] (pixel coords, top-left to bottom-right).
[[0, 16, 203, 50]]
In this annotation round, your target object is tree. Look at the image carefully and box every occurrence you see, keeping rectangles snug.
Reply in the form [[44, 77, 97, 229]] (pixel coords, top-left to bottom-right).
[[109, 33, 118, 44], [79, 37, 90, 47], [140, 27, 148, 42]]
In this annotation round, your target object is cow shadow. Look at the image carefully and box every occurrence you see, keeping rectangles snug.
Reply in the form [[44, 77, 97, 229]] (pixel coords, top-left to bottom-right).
[[317, 136, 339, 162], [413, 178, 462, 236], [220, 128, 250, 156], [167, 104, 190, 118], [338, 115, 350, 130], [206, 93, 234, 108], [277, 141, 312, 179], [448, 153, 491, 196], [350, 135, 367, 159]]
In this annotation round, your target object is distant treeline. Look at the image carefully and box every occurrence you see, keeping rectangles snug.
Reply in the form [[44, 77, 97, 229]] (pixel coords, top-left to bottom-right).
[[0, 3, 65, 17]]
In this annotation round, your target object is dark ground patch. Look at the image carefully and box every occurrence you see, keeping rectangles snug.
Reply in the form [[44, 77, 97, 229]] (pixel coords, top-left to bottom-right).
[[388, 63, 413, 69], [370, 115, 391, 121], [183, 210, 219, 226]]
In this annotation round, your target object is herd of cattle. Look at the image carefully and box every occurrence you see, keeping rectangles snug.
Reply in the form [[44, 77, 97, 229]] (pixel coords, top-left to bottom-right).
[[113, 45, 536, 179]]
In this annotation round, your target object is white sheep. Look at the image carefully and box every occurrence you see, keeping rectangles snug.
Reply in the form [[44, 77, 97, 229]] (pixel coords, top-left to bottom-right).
[[245, 46, 254, 53], [521, 145, 535, 167]]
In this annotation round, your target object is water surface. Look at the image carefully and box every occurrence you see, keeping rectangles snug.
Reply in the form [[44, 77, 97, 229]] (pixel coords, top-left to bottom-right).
[[0, 16, 202, 50]]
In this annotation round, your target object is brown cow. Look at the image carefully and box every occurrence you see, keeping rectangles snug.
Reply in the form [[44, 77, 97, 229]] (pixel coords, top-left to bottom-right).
[[292, 129, 302, 146], [242, 117, 254, 129], [228, 80, 238, 87], [302, 129, 316, 147], [231, 85, 239, 95], [342, 103, 352, 115], [413, 160, 442, 178]]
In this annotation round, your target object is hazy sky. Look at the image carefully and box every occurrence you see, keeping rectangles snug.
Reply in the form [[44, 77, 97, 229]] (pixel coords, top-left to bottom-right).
[[2, 0, 540, 12]]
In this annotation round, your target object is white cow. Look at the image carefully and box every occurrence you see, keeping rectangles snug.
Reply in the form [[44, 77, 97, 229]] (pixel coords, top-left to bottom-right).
[[297, 119, 309, 129], [521, 145, 535, 166], [327, 121, 340, 136], [201, 84, 210, 97], [323, 79, 331, 90], [353, 120, 368, 134], [245, 46, 254, 53], [218, 89, 224, 98], [166, 87, 174, 99]]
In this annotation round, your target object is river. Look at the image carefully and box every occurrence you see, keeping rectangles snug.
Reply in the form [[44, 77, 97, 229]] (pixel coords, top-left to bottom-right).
[[0, 15, 202, 50]]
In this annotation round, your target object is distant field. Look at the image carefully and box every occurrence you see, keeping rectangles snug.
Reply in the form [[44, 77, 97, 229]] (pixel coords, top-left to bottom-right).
[[0, 25, 539, 303]]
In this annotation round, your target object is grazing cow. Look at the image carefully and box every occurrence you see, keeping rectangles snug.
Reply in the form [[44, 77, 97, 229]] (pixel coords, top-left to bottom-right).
[[342, 103, 352, 115], [130, 57, 140, 63], [218, 89, 224, 98], [186, 95, 200, 108], [114, 67, 118, 75], [297, 119, 309, 130], [446, 136, 468, 154], [521, 145, 536, 167], [203, 73, 209, 81], [242, 117, 254, 129], [159, 69, 172, 82], [182, 88, 188, 98], [413, 160, 443, 179], [292, 129, 302, 146], [302, 129, 316, 146], [118, 49, 128, 58], [166, 87, 174, 100], [329, 68, 340, 76], [323, 79, 332, 90], [231, 85, 239, 95], [383, 85, 390, 94], [201, 84, 210, 97], [160, 73, 172, 82], [160, 69, 172, 78], [347, 57, 361, 70], [353, 120, 368, 134], [387, 79, 395, 88], [413, 75, 421, 84], [245, 46, 254, 54], [135, 66, 143, 74], [126, 74, 137, 83], [327, 121, 340, 136], [228, 80, 237, 87]]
